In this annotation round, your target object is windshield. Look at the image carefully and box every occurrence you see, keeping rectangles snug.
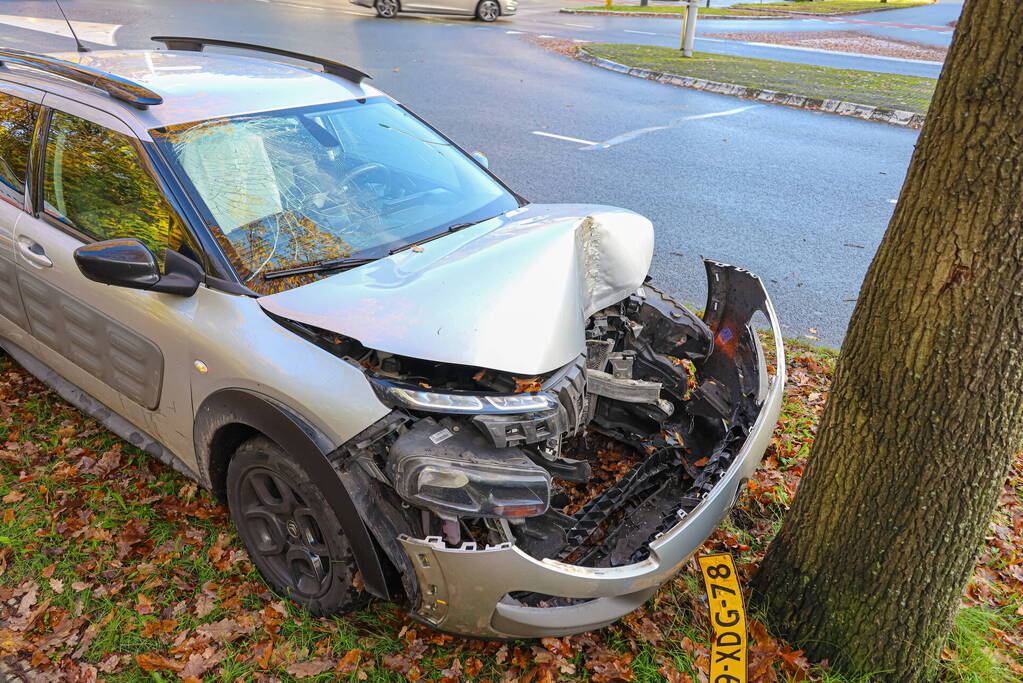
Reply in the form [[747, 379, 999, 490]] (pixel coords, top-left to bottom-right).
[[153, 97, 520, 294]]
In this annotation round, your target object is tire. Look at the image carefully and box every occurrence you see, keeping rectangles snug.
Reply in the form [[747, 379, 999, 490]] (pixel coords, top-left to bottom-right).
[[226, 436, 366, 616], [375, 0, 399, 18], [475, 0, 499, 21]]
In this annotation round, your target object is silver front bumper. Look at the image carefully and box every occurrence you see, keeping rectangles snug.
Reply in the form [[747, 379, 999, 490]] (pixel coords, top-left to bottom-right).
[[399, 266, 785, 639]]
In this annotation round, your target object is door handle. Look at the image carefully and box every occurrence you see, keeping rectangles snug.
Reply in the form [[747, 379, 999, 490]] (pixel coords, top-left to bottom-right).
[[17, 237, 53, 268]]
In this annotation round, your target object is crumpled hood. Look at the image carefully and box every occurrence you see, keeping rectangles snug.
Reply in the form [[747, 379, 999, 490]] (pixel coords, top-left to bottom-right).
[[257, 204, 654, 375]]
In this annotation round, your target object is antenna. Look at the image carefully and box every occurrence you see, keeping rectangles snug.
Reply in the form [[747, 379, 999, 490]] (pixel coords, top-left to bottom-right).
[[53, 0, 89, 53]]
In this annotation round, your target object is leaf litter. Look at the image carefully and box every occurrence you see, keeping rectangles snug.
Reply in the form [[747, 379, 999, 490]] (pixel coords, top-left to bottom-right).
[[0, 341, 1019, 681]]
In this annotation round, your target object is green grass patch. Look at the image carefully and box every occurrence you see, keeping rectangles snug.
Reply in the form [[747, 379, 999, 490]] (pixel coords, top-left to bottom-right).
[[735, 0, 934, 13], [582, 43, 936, 113], [576, 4, 786, 15]]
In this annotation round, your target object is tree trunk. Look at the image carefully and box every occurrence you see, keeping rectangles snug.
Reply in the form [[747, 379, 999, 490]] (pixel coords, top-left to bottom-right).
[[750, 1, 1023, 680]]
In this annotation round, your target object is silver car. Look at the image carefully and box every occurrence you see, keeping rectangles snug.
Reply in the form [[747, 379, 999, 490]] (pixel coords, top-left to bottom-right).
[[0, 39, 784, 639], [352, 0, 515, 21]]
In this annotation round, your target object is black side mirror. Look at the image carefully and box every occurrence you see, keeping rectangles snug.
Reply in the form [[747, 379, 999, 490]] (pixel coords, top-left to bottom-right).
[[74, 238, 203, 297]]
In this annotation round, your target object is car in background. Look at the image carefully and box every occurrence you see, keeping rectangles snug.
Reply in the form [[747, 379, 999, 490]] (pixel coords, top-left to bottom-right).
[[0, 39, 783, 639], [353, 0, 515, 21]]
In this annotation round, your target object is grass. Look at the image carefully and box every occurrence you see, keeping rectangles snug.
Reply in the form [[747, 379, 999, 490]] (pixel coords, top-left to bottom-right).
[[576, 5, 787, 15], [735, 0, 934, 13], [0, 339, 1020, 681], [575, 0, 934, 14], [945, 607, 1023, 683], [582, 43, 936, 113]]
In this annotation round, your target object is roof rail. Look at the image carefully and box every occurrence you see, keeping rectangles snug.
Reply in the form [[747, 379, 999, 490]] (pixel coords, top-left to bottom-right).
[[150, 37, 371, 85], [0, 49, 162, 109]]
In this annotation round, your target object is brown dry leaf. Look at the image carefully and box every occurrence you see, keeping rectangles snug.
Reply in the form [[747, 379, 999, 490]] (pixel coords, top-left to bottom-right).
[[135, 652, 185, 672], [440, 656, 463, 682], [195, 616, 255, 643], [2, 490, 24, 503], [285, 656, 337, 678], [658, 666, 694, 683], [90, 449, 122, 478], [180, 647, 224, 679], [96, 654, 121, 673], [382, 652, 414, 674], [194, 592, 217, 618], [2, 508, 14, 524], [336, 648, 364, 674], [136, 593, 155, 615], [48, 578, 64, 594], [513, 377, 542, 393]]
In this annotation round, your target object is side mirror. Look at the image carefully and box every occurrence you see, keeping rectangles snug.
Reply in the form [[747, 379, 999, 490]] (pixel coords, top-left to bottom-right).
[[470, 151, 489, 169], [74, 238, 203, 297]]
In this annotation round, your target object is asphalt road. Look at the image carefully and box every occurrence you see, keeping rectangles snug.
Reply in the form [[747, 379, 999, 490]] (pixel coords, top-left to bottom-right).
[[0, 0, 935, 348]]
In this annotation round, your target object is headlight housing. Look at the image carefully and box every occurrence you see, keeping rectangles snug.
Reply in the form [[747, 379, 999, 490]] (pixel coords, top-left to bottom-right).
[[371, 379, 558, 415], [387, 417, 551, 518]]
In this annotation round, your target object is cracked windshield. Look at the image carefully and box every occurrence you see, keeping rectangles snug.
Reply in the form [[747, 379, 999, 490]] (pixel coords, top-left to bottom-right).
[[154, 97, 518, 294]]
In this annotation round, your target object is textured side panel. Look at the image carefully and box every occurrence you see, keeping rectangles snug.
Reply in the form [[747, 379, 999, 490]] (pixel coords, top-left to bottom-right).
[[0, 255, 29, 331], [18, 271, 165, 409]]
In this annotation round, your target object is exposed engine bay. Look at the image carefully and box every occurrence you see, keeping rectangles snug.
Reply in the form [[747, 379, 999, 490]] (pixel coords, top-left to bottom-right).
[[274, 260, 771, 617]]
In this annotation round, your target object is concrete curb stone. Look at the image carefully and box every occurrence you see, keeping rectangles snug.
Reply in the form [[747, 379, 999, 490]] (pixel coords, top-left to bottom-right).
[[575, 48, 927, 128]]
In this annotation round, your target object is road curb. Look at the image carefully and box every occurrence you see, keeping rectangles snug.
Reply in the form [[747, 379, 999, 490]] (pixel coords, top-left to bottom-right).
[[560, 8, 786, 18], [575, 48, 927, 128]]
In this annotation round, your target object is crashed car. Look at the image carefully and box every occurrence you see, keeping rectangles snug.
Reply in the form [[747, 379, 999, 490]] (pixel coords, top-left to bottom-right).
[[0, 40, 784, 638]]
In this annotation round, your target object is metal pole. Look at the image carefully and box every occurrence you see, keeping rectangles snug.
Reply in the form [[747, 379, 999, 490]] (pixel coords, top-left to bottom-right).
[[681, 0, 699, 57]]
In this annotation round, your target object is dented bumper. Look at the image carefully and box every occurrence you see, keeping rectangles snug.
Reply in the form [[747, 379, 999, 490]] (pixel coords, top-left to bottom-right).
[[398, 263, 786, 639]]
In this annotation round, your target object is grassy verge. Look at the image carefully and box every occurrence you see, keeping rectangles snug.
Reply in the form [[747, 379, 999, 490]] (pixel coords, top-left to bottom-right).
[[0, 338, 1019, 682], [735, 0, 934, 13], [582, 43, 936, 113], [576, 5, 787, 15]]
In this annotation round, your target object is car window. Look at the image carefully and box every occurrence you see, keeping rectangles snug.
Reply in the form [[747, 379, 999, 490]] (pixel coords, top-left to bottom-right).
[[153, 97, 520, 295], [43, 110, 194, 270], [0, 92, 39, 207]]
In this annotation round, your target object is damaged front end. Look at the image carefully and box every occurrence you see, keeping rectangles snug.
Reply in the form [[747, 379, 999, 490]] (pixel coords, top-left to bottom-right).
[[326, 259, 784, 639]]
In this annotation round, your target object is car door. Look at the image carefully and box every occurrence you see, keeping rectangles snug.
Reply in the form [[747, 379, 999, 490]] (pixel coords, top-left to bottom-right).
[[12, 93, 200, 465], [0, 83, 43, 351]]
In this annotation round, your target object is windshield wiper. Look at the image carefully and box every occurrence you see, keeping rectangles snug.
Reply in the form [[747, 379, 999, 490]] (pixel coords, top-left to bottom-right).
[[389, 215, 501, 255], [263, 256, 379, 281]]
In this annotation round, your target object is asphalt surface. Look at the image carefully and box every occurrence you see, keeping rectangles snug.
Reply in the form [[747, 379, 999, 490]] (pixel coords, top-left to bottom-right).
[[0, 0, 944, 348]]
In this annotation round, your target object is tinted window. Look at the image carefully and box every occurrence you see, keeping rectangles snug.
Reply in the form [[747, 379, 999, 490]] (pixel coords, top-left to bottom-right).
[[43, 111, 194, 269], [0, 92, 39, 205]]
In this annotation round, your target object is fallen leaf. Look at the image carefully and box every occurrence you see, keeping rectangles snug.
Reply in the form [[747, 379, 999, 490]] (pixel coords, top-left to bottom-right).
[[286, 657, 337, 678]]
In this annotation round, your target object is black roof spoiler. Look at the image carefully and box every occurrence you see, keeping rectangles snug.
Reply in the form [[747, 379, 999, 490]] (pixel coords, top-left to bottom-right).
[[150, 36, 371, 85], [0, 48, 162, 109]]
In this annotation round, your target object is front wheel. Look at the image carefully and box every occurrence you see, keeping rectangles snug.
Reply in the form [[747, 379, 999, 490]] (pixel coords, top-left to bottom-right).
[[476, 0, 500, 21], [375, 0, 399, 17], [226, 436, 365, 616]]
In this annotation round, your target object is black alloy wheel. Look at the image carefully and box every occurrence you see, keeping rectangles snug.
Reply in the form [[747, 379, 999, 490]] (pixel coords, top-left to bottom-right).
[[227, 436, 365, 615]]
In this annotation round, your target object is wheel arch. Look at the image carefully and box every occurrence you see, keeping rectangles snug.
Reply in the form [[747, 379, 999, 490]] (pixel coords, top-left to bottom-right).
[[193, 388, 395, 601]]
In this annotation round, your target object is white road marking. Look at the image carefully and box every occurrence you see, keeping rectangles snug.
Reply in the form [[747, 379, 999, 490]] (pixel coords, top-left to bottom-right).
[[276, 2, 327, 9], [538, 34, 555, 38], [534, 105, 759, 151], [624, 29, 658, 35], [563, 22, 593, 28], [531, 131, 600, 145], [506, 29, 525, 33], [0, 14, 120, 46]]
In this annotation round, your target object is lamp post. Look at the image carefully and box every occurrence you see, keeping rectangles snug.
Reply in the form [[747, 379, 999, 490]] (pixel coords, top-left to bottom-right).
[[680, 0, 699, 56]]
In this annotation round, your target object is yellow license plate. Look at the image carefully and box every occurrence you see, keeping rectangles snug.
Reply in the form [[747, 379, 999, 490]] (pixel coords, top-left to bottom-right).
[[698, 553, 747, 683]]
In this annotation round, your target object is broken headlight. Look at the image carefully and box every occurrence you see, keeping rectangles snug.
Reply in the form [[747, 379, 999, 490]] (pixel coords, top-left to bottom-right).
[[387, 417, 551, 518], [371, 379, 558, 415]]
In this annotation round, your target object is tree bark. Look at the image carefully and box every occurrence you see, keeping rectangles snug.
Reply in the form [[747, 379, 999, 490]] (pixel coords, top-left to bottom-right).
[[750, 1, 1023, 680]]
